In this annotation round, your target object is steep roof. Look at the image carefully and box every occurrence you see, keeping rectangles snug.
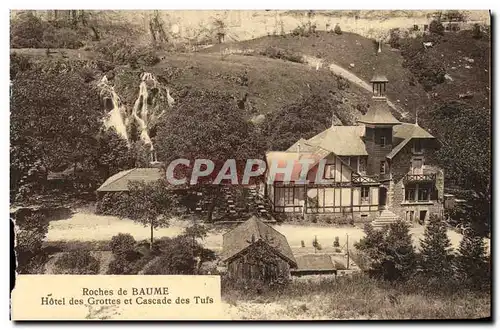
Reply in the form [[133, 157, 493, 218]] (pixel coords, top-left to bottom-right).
[[222, 216, 297, 267], [97, 168, 164, 192], [393, 123, 435, 140], [357, 99, 401, 125], [387, 123, 435, 159], [307, 125, 368, 156]]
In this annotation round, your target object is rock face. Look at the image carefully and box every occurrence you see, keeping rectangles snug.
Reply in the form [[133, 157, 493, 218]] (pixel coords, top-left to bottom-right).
[[371, 209, 401, 228]]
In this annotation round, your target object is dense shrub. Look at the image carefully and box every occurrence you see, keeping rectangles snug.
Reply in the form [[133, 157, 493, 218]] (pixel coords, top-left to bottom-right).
[[472, 23, 482, 39], [109, 233, 136, 257], [14, 212, 49, 274], [334, 24, 342, 35], [10, 52, 32, 78], [429, 20, 444, 35], [388, 28, 402, 49], [54, 250, 99, 274], [92, 38, 160, 67], [42, 26, 84, 49], [10, 11, 45, 48], [259, 46, 303, 63]]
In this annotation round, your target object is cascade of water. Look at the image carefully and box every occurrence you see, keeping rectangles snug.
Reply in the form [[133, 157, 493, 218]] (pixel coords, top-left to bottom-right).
[[98, 71, 175, 154], [98, 76, 129, 142]]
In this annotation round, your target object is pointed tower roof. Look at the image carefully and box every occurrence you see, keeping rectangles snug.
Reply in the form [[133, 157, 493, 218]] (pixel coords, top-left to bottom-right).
[[358, 99, 401, 126]]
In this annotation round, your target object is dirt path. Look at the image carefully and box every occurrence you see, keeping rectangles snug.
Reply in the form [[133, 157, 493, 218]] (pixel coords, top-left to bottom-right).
[[46, 212, 485, 253], [301, 55, 407, 118]]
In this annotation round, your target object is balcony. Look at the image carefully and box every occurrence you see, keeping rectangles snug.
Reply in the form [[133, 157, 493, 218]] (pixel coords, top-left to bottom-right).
[[352, 173, 380, 184], [403, 173, 436, 184]]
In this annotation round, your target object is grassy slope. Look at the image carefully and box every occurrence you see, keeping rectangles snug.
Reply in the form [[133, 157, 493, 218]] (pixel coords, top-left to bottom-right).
[[12, 48, 372, 124], [223, 276, 491, 320], [202, 32, 430, 116], [202, 30, 491, 118]]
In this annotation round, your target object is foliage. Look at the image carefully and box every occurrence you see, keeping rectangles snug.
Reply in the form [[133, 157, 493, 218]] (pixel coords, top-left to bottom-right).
[[91, 128, 132, 182], [42, 25, 84, 49], [183, 224, 208, 241], [15, 213, 49, 274], [10, 11, 45, 48], [429, 20, 445, 36], [143, 235, 215, 275], [419, 214, 453, 281], [155, 89, 266, 221], [400, 38, 446, 91], [472, 23, 482, 39], [334, 24, 342, 35], [425, 101, 491, 234], [355, 221, 417, 281], [92, 38, 160, 67], [10, 52, 32, 78], [54, 250, 100, 274], [261, 92, 338, 151], [455, 227, 490, 290], [10, 64, 103, 197], [259, 46, 303, 63], [388, 28, 402, 49], [334, 236, 340, 247], [109, 233, 136, 257], [126, 180, 177, 247]]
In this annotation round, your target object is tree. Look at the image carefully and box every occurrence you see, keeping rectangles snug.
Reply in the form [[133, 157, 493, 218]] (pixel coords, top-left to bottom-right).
[[10, 11, 45, 48], [424, 102, 491, 235], [126, 180, 178, 249], [355, 221, 417, 281], [155, 89, 266, 222], [419, 214, 453, 280], [334, 24, 342, 35], [14, 212, 49, 274], [472, 23, 482, 39], [92, 128, 131, 182], [261, 92, 341, 151], [11, 65, 102, 197], [429, 19, 444, 35], [455, 227, 490, 290]]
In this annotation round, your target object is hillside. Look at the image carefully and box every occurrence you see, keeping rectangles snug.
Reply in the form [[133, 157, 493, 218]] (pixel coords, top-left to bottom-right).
[[202, 30, 490, 118]]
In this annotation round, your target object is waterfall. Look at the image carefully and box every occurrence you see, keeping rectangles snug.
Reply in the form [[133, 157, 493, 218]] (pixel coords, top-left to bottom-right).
[[98, 76, 129, 142], [98, 72, 174, 153]]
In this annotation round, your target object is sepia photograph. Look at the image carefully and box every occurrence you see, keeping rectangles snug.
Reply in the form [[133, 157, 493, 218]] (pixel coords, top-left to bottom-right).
[[9, 8, 491, 320]]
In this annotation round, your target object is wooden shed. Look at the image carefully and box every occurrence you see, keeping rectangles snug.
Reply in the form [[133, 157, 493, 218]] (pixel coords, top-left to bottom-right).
[[221, 216, 297, 282]]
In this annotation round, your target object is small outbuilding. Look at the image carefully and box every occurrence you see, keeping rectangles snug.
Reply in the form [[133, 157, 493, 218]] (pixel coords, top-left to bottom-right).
[[96, 168, 164, 194], [222, 216, 297, 282]]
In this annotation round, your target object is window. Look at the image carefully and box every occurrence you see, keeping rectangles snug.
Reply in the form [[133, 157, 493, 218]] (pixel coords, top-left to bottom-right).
[[359, 157, 367, 174], [284, 187, 294, 205], [405, 186, 416, 201], [418, 187, 430, 201], [380, 136, 386, 147], [351, 157, 359, 172], [324, 164, 335, 179], [380, 161, 386, 174], [412, 158, 423, 174], [361, 187, 370, 202], [413, 139, 423, 153]]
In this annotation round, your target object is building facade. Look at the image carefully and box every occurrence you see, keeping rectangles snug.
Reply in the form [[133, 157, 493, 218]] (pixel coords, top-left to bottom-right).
[[265, 74, 444, 225]]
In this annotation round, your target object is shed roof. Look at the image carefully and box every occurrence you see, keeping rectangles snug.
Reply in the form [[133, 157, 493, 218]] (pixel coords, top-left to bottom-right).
[[307, 125, 368, 156], [96, 168, 164, 192], [295, 254, 336, 271], [370, 74, 389, 83], [222, 216, 297, 267], [357, 99, 401, 125]]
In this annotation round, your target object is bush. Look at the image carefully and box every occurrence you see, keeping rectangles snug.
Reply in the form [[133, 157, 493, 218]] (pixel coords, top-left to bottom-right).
[[10, 52, 32, 78], [10, 11, 45, 48], [259, 46, 303, 64], [42, 26, 84, 49], [334, 24, 342, 35], [92, 38, 160, 67], [388, 28, 402, 49], [334, 236, 340, 247], [109, 233, 136, 257], [472, 23, 482, 39], [54, 250, 100, 274], [429, 20, 444, 35], [14, 212, 50, 274]]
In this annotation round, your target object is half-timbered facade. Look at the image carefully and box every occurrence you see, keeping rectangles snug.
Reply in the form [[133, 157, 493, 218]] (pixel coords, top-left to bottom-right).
[[265, 73, 444, 225]]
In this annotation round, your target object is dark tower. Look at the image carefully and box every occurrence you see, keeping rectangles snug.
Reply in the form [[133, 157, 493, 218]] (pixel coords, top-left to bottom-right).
[[358, 74, 401, 180]]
